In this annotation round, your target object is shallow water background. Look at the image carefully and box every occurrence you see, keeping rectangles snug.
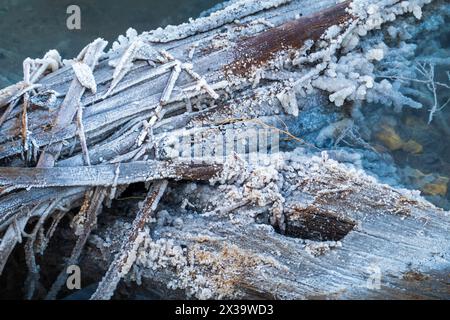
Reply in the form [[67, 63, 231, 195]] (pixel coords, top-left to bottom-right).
[[0, 0, 223, 87]]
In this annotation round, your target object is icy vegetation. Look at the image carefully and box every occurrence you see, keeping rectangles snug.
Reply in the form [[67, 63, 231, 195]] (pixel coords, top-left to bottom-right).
[[216, 0, 446, 139], [237, 0, 450, 206], [1, 0, 449, 300], [341, 0, 450, 206], [272, 0, 442, 117]]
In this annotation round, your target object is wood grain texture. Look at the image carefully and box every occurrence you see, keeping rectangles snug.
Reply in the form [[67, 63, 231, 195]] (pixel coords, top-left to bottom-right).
[[227, 1, 352, 75], [86, 155, 450, 299]]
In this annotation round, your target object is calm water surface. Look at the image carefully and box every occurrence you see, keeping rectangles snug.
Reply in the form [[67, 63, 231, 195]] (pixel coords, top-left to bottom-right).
[[0, 0, 223, 87]]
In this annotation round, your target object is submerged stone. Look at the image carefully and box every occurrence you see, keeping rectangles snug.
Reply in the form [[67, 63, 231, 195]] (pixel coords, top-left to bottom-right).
[[375, 125, 404, 151], [402, 139, 423, 154]]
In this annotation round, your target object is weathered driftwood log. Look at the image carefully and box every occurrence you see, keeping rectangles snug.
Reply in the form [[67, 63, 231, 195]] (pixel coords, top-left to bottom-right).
[[85, 151, 450, 299], [0, 0, 449, 300]]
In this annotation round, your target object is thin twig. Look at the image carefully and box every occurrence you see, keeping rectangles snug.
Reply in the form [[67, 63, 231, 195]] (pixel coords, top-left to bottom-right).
[[109, 163, 121, 201], [0, 203, 42, 275], [24, 199, 61, 299], [103, 39, 144, 99], [45, 187, 106, 300], [37, 39, 107, 168], [182, 63, 219, 100], [0, 99, 19, 128], [76, 103, 91, 166], [0, 216, 29, 275], [21, 93, 30, 162], [0, 82, 27, 108], [160, 62, 182, 104], [214, 117, 318, 150], [90, 180, 168, 300], [39, 211, 66, 255]]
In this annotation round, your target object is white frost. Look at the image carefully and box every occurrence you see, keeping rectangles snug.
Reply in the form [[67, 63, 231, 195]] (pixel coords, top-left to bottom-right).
[[72, 61, 97, 93]]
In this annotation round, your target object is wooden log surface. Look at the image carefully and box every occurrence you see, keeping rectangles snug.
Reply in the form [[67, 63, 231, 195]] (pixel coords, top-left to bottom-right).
[[228, 0, 352, 75], [0, 161, 222, 188], [0, 0, 449, 300], [85, 152, 450, 299]]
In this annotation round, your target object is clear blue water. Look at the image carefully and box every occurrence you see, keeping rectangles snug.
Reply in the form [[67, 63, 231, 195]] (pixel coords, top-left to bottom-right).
[[0, 0, 223, 87]]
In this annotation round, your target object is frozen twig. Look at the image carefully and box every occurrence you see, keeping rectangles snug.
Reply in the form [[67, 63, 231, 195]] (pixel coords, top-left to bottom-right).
[[182, 63, 220, 100], [7, 84, 41, 105], [24, 199, 62, 299], [414, 63, 449, 124], [382, 63, 450, 123], [23, 58, 32, 85], [0, 203, 42, 275], [29, 50, 62, 84], [0, 216, 29, 275], [0, 99, 18, 129], [160, 62, 182, 105], [103, 60, 178, 98], [135, 105, 166, 148], [45, 188, 106, 299], [104, 39, 164, 98], [0, 82, 27, 108], [37, 38, 107, 168], [21, 93, 30, 162], [90, 180, 168, 300], [0, 82, 40, 128], [109, 163, 121, 201], [72, 61, 98, 94], [104, 39, 144, 98], [76, 103, 91, 166], [39, 211, 66, 255], [136, 120, 151, 147]]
